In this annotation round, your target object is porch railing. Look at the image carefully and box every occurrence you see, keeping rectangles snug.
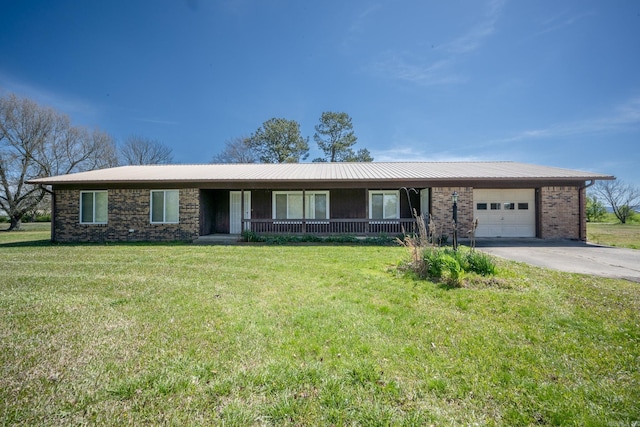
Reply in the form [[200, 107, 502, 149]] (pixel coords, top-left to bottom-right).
[[241, 218, 417, 236]]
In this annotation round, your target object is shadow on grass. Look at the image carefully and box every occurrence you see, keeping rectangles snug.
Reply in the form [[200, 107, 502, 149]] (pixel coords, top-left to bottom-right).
[[0, 239, 53, 248], [0, 239, 194, 248]]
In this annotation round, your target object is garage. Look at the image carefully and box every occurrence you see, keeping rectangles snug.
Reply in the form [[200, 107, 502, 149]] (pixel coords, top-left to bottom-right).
[[473, 189, 536, 237]]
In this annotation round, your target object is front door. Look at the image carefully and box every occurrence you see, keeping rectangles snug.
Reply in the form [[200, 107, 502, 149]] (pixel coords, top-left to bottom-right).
[[230, 191, 251, 234]]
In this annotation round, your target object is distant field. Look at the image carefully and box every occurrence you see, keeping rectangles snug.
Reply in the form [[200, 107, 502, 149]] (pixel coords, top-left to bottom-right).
[[1, 225, 638, 425], [0, 222, 51, 241], [587, 222, 640, 249]]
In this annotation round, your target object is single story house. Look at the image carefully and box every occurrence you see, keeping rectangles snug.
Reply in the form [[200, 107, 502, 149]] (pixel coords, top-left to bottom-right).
[[28, 161, 614, 243]]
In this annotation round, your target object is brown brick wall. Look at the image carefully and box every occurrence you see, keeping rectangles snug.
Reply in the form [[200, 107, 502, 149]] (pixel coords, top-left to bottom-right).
[[430, 187, 473, 240], [539, 186, 581, 239], [53, 188, 200, 243]]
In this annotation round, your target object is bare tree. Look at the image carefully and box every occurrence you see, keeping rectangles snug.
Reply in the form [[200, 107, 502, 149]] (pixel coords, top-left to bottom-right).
[[211, 136, 256, 163], [36, 117, 118, 176], [592, 180, 640, 224], [0, 93, 117, 230], [120, 135, 173, 165]]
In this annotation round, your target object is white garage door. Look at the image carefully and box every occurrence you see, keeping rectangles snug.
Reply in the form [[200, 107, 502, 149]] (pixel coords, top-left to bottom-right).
[[473, 189, 535, 237]]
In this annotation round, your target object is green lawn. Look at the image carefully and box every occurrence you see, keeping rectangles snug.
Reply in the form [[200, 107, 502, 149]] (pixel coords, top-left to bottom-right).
[[587, 221, 640, 249], [1, 226, 639, 426]]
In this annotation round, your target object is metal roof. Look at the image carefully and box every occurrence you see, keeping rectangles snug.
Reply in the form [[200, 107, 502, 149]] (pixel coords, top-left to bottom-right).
[[27, 162, 615, 185]]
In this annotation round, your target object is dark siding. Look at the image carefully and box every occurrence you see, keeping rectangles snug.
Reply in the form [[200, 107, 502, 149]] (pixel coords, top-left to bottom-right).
[[199, 191, 214, 235], [200, 189, 230, 234], [331, 189, 366, 218], [252, 190, 272, 219], [400, 190, 421, 218]]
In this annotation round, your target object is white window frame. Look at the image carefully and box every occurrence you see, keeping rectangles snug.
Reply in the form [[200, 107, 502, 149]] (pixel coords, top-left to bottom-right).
[[79, 191, 108, 224], [150, 190, 180, 224], [272, 191, 330, 222], [368, 190, 400, 220]]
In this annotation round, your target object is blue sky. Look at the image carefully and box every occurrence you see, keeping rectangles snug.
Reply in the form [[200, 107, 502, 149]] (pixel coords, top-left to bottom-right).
[[1, 0, 639, 186]]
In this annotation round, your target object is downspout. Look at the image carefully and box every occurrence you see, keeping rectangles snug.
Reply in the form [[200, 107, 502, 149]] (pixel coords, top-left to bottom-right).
[[579, 180, 595, 241]]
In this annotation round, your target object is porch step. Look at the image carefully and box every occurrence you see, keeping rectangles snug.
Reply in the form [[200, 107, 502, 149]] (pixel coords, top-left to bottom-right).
[[193, 234, 242, 245]]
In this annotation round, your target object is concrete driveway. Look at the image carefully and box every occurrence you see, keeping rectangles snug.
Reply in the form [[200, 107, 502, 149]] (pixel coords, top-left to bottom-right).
[[474, 239, 640, 282]]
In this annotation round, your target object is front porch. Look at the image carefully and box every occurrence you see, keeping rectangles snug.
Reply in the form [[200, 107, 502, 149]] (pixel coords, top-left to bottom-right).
[[199, 188, 425, 237], [241, 218, 418, 235]]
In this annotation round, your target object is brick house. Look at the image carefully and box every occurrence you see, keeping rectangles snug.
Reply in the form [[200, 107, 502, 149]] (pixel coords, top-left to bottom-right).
[[28, 162, 614, 243]]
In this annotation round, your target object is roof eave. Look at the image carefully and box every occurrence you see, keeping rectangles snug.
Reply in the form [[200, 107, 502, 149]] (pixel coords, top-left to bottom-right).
[[29, 174, 616, 186]]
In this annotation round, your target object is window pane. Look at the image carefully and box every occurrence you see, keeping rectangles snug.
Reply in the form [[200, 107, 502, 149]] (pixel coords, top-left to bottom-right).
[[371, 194, 383, 219], [490, 203, 501, 210], [81, 192, 94, 223], [151, 191, 165, 222], [518, 203, 529, 210], [504, 202, 515, 210], [275, 194, 287, 219], [314, 194, 327, 219], [476, 203, 487, 210], [165, 190, 179, 222], [384, 194, 398, 219], [288, 194, 303, 218], [94, 192, 108, 223], [304, 195, 313, 219]]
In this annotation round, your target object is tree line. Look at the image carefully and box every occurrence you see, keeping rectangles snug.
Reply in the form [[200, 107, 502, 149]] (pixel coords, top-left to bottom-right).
[[5, 92, 636, 232], [1, 94, 372, 231], [0, 93, 174, 230], [211, 112, 373, 164]]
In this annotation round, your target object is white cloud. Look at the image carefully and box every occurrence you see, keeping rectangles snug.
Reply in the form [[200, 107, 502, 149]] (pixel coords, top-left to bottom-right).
[[372, 55, 467, 86], [342, 4, 382, 50], [440, 0, 505, 54], [371, 0, 505, 86], [533, 9, 594, 38], [494, 96, 640, 144], [372, 146, 490, 163], [349, 4, 382, 35], [0, 71, 99, 119], [133, 117, 179, 126]]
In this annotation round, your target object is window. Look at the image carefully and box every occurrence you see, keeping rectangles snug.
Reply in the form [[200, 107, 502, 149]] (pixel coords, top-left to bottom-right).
[[476, 203, 487, 210], [504, 202, 515, 210], [273, 191, 329, 220], [518, 203, 529, 210], [369, 191, 399, 219], [151, 190, 179, 223], [80, 191, 108, 224], [490, 203, 501, 210]]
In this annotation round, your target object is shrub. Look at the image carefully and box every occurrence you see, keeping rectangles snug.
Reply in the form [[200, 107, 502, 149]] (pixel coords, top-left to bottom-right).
[[239, 231, 396, 245], [586, 196, 607, 222], [440, 253, 463, 286], [405, 246, 496, 286], [422, 248, 443, 278], [0, 216, 8, 223], [241, 230, 262, 242], [421, 249, 464, 286], [465, 251, 497, 276], [35, 214, 51, 222]]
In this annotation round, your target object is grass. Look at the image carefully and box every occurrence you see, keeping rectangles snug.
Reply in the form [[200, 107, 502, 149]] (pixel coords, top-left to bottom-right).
[[1, 226, 639, 425], [587, 221, 640, 249]]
